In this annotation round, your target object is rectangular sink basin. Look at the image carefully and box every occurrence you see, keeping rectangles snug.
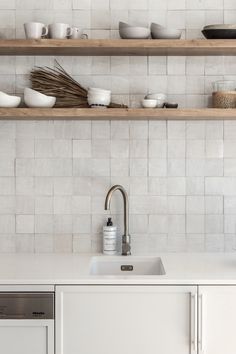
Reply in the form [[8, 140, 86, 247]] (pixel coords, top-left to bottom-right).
[[89, 256, 165, 276]]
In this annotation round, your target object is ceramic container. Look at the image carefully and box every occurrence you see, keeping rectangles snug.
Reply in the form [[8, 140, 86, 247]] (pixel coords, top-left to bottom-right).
[[141, 99, 157, 108], [0, 91, 21, 107], [24, 22, 48, 39], [202, 28, 236, 39], [151, 23, 182, 39], [87, 87, 111, 107], [164, 102, 178, 108], [87, 94, 111, 107], [146, 93, 166, 108], [24, 88, 56, 108], [49, 23, 72, 39], [69, 27, 88, 39], [119, 26, 150, 39]]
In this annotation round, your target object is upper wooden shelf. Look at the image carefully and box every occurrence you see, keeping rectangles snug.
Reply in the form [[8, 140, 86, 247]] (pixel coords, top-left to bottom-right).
[[0, 108, 235, 120], [1, 39, 236, 56]]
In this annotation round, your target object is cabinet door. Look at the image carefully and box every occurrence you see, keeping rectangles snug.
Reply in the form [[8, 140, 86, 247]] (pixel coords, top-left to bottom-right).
[[56, 285, 197, 354], [0, 320, 54, 354], [199, 286, 236, 354]]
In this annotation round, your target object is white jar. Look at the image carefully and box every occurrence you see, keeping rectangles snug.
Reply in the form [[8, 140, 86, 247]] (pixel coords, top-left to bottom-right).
[[103, 218, 117, 255]]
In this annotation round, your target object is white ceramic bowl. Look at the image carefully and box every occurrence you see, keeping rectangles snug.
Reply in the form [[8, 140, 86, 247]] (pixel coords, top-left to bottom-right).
[[151, 23, 182, 39], [141, 99, 157, 108], [87, 93, 111, 107], [24, 88, 56, 108], [119, 26, 150, 39], [145, 93, 166, 108], [0, 91, 21, 107]]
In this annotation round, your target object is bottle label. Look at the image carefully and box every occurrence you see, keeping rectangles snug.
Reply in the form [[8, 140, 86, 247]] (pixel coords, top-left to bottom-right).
[[103, 226, 117, 254], [103, 239, 116, 252], [104, 244, 116, 251]]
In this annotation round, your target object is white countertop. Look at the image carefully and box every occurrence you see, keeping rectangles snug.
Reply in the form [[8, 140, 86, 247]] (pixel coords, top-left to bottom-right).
[[0, 253, 236, 285]]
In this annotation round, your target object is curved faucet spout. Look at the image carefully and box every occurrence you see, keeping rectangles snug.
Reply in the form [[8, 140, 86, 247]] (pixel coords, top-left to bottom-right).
[[105, 185, 131, 256]]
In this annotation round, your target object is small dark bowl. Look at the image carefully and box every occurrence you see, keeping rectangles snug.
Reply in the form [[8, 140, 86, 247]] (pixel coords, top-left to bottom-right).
[[202, 29, 236, 39], [164, 103, 178, 109]]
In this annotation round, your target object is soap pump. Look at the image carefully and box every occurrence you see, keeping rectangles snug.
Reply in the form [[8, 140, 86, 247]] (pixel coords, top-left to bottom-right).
[[103, 217, 117, 255]]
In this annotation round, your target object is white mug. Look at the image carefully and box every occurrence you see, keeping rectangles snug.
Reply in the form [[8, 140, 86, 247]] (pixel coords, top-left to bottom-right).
[[49, 23, 72, 39], [69, 27, 88, 39], [24, 22, 48, 39]]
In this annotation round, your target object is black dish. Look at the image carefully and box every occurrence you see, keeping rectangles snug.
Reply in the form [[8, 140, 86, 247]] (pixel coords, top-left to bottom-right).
[[202, 29, 236, 39], [164, 103, 178, 109]]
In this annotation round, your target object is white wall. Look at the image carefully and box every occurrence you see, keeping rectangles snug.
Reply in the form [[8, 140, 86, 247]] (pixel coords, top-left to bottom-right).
[[0, 0, 235, 253]]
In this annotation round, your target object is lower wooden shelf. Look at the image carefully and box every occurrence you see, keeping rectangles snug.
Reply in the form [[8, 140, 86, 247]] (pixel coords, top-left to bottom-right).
[[0, 108, 235, 120]]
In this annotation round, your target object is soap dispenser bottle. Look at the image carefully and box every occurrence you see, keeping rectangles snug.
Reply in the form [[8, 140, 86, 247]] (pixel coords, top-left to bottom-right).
[[103, 217, 117, 255]]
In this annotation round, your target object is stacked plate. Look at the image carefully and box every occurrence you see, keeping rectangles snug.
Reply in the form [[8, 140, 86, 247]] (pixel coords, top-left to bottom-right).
[[87, 87, 111, 108], [202, 24, 236, 39]]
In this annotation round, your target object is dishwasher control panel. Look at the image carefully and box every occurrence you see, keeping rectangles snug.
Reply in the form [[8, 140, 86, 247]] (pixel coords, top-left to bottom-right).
[[0, 292, 54, 319]]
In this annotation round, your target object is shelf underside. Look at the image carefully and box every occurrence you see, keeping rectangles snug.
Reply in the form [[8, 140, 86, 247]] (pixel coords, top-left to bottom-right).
[[1, 39, 236, 56], [0, 108, 235, 120]]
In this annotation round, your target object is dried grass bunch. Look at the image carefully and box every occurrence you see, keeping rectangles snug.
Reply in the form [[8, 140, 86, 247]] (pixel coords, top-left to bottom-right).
[[30, 60, 127, 108]]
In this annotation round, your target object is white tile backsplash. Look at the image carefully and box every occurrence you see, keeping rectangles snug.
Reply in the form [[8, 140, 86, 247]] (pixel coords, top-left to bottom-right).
[[3, 118, 236, 253], [1, 120, 236, 252]]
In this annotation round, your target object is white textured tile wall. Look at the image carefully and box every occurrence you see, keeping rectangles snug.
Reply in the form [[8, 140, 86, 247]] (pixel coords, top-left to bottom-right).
[[0, 1, 235, 253], [0, 120, 235, 253]]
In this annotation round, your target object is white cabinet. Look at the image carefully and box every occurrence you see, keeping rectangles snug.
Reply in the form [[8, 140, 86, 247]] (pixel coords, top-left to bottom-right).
[[0, 320, 54, 354], [198, 286, 236, 354], [56, 285, 197, 354]]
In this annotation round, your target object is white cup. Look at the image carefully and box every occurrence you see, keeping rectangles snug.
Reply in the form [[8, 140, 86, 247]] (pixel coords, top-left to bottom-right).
[[49, 23, 72, 39], [69, 27, 88, 39], [24, 22, 48, 39]]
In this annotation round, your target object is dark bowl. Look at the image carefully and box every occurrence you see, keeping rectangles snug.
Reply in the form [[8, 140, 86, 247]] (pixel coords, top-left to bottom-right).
[[202, 29, 236, 39], [164, 103, 178, 109]]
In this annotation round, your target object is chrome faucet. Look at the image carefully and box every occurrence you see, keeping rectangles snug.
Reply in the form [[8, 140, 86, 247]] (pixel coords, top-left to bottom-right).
[[104, 185, 131, 256]]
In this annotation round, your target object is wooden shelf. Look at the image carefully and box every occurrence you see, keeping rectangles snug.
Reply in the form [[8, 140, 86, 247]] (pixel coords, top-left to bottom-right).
[[1, 39, 236, 56], [0, 108, 235, 120]]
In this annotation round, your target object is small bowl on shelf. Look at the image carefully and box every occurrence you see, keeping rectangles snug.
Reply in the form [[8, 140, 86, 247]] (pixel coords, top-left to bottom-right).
[[87, 94, 111, 107], [145, 93, 166, 108], [87, 87, 111, 107], [164, 102, 178, 109], [202, 24, 236, 39], [24, 88, 56, 108], [151, 23, 182, 39], [119, 23, 150, 39], [0, 91, 21, 107], [141, 99, 157, 108]]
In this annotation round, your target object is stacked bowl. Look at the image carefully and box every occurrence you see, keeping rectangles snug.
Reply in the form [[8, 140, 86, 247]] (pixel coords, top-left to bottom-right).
[[141, 93, 167, 108], [87, 87, 111, 108], [202, 24, 236, 39]]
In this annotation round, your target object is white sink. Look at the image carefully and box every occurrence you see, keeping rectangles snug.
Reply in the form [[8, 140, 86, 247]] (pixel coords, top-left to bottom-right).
[[89, 256, 165, 276]]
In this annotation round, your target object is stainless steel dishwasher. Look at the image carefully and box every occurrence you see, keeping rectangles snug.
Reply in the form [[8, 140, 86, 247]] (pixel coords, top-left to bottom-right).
[[0, 292, 54, 354]]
